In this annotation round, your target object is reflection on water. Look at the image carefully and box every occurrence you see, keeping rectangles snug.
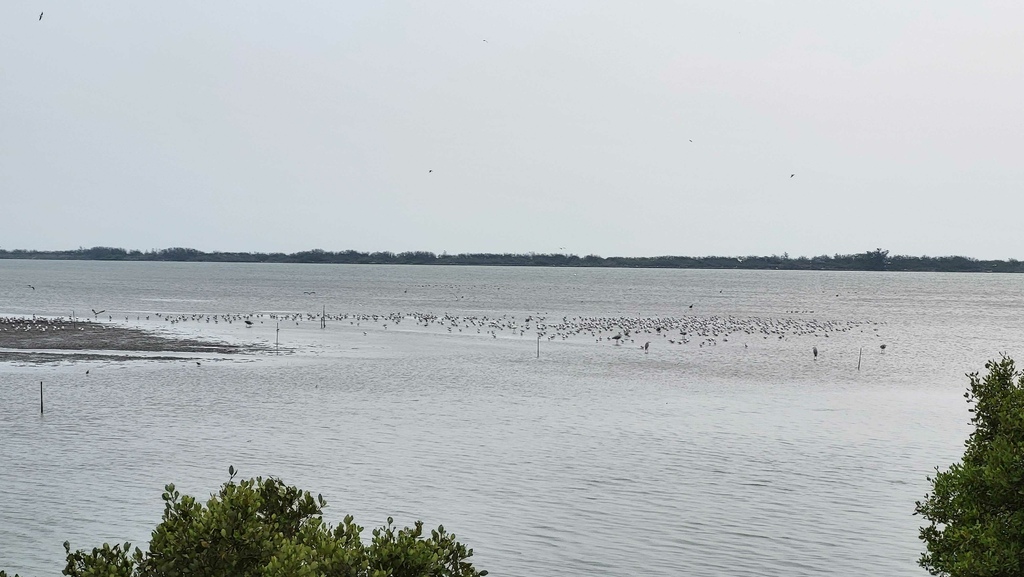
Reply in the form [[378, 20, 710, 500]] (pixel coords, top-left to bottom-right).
[[1, 261, 1018, 576]]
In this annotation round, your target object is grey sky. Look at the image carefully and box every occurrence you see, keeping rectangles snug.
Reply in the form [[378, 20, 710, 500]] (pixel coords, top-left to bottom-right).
[[2, 1, 1022, 258]]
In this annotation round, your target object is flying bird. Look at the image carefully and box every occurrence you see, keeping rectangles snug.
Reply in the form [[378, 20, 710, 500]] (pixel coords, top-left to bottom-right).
[[91, 309, 105, 316], [790, 174, 795, 178], [428, 169, 433, 173], [39, 12, 43, 20], [28, 285, 34, 290]]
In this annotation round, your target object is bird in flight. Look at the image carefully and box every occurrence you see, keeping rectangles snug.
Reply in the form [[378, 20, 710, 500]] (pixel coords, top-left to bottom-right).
[[39, 12, 43, 20], [28, 285, 34, 290], [790, 174, 795, 178], [91, 309, 105, 315], [428, 169, 433, 173]]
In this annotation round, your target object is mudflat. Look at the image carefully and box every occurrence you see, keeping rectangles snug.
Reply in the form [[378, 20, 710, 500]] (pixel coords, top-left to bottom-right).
[[0, 317, 254, 363]]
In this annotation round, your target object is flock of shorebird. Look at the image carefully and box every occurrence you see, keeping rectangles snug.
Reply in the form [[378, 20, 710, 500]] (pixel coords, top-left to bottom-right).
[[0, 316, 85, 333], [2, 308, 890, 356], [142, 309, 887, 354]]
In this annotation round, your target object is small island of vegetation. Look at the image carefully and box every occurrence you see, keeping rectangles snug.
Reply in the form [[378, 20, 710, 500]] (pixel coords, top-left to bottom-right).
[[1, 247, 1021, 272]]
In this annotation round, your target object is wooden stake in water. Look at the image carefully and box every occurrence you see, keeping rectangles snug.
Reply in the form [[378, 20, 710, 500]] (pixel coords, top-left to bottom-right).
[[537, 334, 540, 359], [857, 347, 863, 371], [40, 381, 43, 414], [276, 322, 280, 354]]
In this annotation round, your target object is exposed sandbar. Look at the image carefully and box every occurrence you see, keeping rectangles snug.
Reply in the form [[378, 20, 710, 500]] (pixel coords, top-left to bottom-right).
[[0, 317, 261, 362]]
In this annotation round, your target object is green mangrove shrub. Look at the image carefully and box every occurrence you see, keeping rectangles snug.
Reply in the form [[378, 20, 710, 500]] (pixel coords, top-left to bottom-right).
[[2, 467, 486, 577], [916, 356, 1024, 576]]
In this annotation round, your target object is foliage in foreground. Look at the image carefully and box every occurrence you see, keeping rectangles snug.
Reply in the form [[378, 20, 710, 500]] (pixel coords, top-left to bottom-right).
[[1, 468, 486, 577], [916, 356, 1024, 576]]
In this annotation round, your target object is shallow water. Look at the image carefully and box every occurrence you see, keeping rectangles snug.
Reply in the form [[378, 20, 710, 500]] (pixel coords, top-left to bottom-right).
[[2, 261, 1020, 576]]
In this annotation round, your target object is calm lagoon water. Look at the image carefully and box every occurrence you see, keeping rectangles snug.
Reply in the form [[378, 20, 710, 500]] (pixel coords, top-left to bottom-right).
[[3, 261, 1023, 576]]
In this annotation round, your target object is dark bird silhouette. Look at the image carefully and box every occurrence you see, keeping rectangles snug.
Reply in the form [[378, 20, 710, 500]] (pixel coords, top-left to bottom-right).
[[39, 12, 43, 20], [428, 169, 433, 173], [28, 285, 34, 290], [880, 344, 887, 352], [85, 370, 89, 375], [196, 361, 202, 366], [813, 346, 818, 360], [244, 320, 253, 327], [91, 309, 105, 316], [790, 174, 795, 178]]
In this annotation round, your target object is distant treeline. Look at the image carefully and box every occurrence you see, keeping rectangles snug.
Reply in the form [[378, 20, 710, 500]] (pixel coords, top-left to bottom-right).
[[0, 247, 1020, 272]]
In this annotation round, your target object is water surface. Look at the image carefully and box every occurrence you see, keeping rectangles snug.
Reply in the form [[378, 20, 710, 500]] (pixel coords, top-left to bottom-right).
[[2, 261, 1018, 576]]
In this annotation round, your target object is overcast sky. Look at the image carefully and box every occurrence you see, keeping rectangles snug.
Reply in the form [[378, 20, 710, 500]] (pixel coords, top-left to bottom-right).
[[2, 1, 1022, 258]]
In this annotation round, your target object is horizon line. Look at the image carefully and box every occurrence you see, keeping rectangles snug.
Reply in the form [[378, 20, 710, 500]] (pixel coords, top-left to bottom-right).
[[0, 246, 1007, 260]]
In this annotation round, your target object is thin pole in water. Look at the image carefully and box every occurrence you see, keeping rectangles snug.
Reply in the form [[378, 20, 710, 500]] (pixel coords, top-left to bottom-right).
[[537, 334, 540, 359], [276, 322, 280, 354], [40, 381, 43, 414], [321, 305, 326, 329], [857, 347, 863, 371]]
